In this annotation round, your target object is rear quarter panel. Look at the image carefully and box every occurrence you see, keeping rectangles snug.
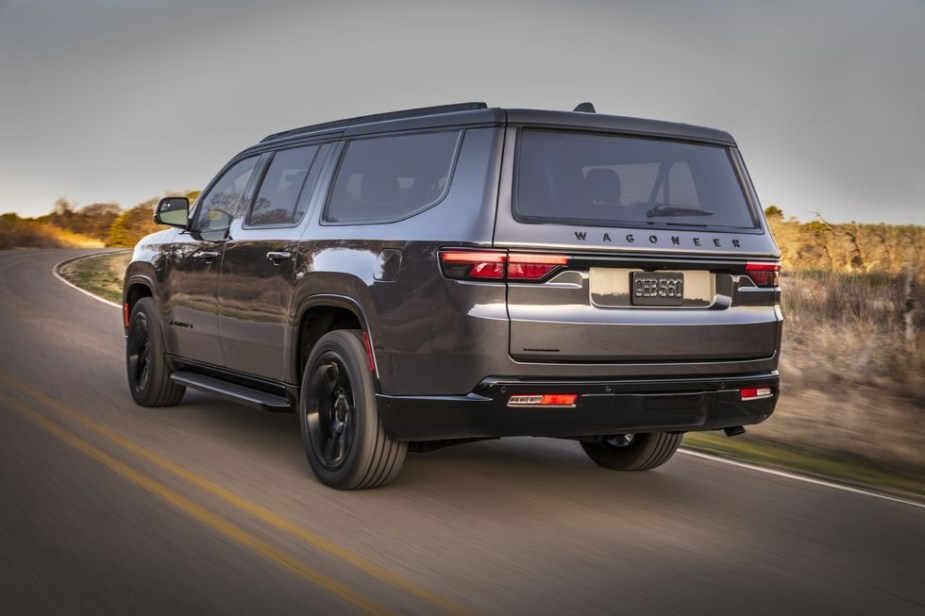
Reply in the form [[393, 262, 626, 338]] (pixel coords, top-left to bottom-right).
[[286, 127, 506, 393]]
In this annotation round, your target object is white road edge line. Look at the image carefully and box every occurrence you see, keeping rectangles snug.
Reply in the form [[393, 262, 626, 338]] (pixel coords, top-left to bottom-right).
[[679, 448, 925, 510], [53, 252, 124, 310], [52, 252, 924, 512]]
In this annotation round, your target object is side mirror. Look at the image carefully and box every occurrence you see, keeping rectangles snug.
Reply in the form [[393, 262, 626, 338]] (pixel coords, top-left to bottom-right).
[[155, 197, 190, 229]]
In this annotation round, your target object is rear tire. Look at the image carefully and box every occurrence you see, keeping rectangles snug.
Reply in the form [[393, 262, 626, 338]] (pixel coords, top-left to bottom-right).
[[299, 330, 407, 489], [581, 432, 682, 471], [125, 297, 185, 407]]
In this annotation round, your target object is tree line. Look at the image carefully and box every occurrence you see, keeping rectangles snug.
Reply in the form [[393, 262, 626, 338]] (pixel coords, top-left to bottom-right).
[[3, 200, 924, 273], [765, 206, 925, 279], [0, 192, 200, 250]]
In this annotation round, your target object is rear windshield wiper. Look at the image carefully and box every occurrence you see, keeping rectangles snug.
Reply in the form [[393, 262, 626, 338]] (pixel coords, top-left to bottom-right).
[[646, 204, 714, 218]]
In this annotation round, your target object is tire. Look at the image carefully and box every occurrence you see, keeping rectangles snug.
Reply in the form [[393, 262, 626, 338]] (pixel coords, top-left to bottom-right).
[[581, 432, 682, 471], [125, 297, 185, 407], [299, 330, 407, 489]]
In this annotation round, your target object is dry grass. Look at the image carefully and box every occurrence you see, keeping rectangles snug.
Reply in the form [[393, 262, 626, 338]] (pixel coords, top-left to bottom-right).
[[0, 216, 103, 250], [782, 270, 924, 393], [683, 432, 925, 501], [740, 269, 925, 476], [58, 251, 131, 303], [45, 225, 105, 248]]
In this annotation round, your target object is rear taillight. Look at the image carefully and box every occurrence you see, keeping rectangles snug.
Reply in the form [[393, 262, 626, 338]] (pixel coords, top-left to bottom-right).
[[746, 262, 780, 287], [507, 253, 569, 280], [439, 251, 506, 280], [440, 250, 569, 282]]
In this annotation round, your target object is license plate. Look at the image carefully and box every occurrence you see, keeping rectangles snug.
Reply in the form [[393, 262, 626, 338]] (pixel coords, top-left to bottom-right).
[[631, 272, 684, 306]]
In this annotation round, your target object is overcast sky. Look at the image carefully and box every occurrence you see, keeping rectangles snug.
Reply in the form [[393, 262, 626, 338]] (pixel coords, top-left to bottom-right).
[[1, 0, 922, 224]]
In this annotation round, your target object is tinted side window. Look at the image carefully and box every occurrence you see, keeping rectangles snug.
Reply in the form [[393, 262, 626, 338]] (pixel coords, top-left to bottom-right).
[[247, 145, 319, 227], [325, 131, 461, 224], [195, 157, 259, 231]]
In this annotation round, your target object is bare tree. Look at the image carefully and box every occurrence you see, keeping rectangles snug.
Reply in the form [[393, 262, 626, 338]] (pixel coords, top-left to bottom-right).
[[903, 266, 918, 353], [842, 222, 866, 271]]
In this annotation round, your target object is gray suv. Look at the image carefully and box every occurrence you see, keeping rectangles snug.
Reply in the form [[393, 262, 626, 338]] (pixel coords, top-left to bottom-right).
[[123, 102, 782, 489]]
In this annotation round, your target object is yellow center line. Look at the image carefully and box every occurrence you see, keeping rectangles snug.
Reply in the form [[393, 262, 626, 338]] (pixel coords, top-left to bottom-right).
[[0, 374, 473, 616], [0, 391, 391, 616]]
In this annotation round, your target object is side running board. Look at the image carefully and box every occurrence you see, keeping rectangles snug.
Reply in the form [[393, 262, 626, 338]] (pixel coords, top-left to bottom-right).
[[170, 371, 293, 413]]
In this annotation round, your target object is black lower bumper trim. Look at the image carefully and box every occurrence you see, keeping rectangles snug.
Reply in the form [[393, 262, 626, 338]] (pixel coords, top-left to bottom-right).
[[377, 373, 778, 440]]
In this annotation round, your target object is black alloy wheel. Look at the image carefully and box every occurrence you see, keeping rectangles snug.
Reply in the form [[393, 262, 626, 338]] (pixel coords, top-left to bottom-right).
[[126, 311, 151, 394], [305, 357, 355, 470], [125, 298, 185, 407], [299, 330, 406, 489]]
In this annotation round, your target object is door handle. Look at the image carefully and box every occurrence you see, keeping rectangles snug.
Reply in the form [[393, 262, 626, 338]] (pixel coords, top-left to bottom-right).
[[266, 251, 293, 264], [194, 250, 221, 261]]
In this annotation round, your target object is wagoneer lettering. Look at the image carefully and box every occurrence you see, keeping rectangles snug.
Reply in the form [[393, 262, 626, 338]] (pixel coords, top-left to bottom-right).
[[571, 231, 748, 250], [124, 102, 782, 490]]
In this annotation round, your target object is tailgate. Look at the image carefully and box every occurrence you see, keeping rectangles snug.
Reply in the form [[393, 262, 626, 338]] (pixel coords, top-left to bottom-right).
[[493, 125, 782, 365], [506, 256, 781, 363]]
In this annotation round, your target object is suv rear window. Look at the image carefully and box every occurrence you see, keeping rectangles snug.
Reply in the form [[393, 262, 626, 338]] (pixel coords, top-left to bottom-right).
[[515, 130, 757, 230], [325, 131, 461, 224]]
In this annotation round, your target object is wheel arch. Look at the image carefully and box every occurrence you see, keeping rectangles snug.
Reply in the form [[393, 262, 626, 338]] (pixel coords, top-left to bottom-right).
[[291, 294, 379, 386], [122, 268, 156, 331]]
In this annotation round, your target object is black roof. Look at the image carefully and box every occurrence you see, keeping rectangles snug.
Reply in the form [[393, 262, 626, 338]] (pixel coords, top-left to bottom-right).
[[258, 102, 737, 147], [260, 102, 489, 143]]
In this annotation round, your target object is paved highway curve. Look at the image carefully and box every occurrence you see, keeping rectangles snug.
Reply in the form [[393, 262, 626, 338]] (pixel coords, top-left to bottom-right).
[[1, 248, 924, 615]]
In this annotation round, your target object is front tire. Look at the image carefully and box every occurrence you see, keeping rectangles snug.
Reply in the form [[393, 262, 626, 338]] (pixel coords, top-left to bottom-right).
[[581, 432, 682, 471], [299, 330, 407, 489], [125, 297, 185, 407]]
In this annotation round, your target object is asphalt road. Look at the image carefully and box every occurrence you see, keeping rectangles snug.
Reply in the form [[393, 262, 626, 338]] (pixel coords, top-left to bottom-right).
[[1, 248, 924, 615]]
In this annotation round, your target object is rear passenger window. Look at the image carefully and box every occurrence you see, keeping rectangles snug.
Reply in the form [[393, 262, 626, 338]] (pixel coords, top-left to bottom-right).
[[325, 131, 461, 224], [247, 145, 319, 227]]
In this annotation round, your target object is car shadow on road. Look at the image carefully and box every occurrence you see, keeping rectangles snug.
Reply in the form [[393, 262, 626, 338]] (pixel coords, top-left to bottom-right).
[[168, 391, 709, 514]]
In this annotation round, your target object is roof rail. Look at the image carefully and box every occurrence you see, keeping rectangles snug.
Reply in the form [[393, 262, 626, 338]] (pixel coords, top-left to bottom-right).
[[260, 102, 488, 143]]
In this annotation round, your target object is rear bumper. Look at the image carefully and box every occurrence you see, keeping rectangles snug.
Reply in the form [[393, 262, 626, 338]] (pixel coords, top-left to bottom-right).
[[377, 373, 778, 440]]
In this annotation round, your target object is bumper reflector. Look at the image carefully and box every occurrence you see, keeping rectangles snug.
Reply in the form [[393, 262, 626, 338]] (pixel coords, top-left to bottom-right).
[[740, 386, 773, 401], [508, 394, 578, 408]]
